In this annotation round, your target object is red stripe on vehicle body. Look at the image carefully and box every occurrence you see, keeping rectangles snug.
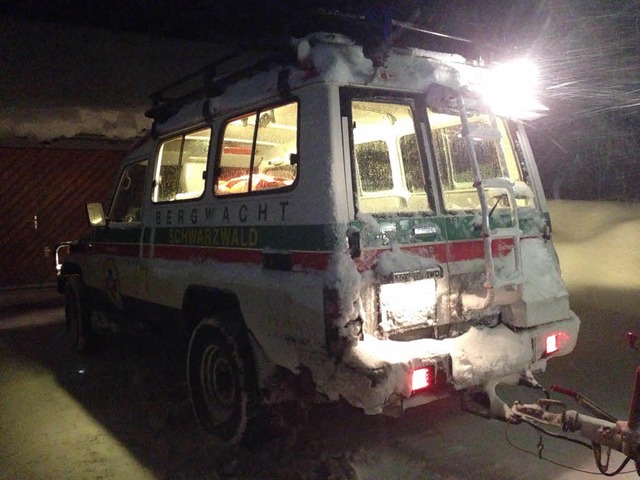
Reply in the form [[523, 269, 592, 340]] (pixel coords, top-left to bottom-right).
[[94, 241, 332, 269], [152, 244, 263, 264], [92, 235, 536, 272], [357, 242, 448, 271], [447, 238, 516, 262], [152, 244, 333, 270], [355, 236, 535, 271]]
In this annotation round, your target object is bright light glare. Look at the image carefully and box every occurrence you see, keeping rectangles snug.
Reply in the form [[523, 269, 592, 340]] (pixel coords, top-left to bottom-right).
[[478, 59, 548, 119], [411, 367, 433, 391], [546, 334, 559, 355], [379, 279, 437, 329]]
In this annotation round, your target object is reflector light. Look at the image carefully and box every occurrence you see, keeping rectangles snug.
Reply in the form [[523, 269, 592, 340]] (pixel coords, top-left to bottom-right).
[[545, 334, 559, 355], [411, 366, 434, 392]]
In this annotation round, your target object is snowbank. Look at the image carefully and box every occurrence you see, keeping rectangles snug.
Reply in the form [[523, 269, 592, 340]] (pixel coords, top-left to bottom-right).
[[549, 200, 640, 313], [0, 106, 149, 140], [1, 18, 226, 141]]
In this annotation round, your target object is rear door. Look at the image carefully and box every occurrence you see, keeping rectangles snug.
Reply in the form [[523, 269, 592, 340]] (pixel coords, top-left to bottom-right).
[[425, 106, 544, 309], [340, 89, 455, 337]]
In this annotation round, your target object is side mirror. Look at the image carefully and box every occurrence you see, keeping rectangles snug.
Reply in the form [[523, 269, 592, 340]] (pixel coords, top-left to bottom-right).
[[86, 203, 106, 227]]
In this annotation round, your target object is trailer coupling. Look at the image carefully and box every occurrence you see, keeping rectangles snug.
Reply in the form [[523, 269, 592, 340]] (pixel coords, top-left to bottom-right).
[[462, 368, 640, 476]]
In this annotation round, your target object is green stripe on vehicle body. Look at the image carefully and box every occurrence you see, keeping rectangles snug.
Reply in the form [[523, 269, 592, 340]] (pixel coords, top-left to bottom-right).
[[95, 209, 544, 251], [355, 209, 544, 248], [443, 210, 543, 241], [155, 224, 337, 251]]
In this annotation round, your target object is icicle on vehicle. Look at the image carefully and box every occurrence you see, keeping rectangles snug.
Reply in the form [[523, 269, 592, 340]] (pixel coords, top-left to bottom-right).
[[56, 15, 597, 453]]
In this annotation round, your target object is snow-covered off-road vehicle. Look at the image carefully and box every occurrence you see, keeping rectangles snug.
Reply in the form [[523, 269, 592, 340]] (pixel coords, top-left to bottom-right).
[[58, 21, 580, 443]]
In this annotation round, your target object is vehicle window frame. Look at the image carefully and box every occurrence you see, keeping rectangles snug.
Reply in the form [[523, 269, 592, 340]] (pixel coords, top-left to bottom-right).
[[107, 159, 149, 227], [213, 99, 300, 198], [340, 88, 436, 217], [151, 126, 212, 204]]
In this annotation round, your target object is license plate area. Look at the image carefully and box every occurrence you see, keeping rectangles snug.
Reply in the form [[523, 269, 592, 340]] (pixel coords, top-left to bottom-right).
[[378, 266, 443, 335], [379, 278, 437, 330]]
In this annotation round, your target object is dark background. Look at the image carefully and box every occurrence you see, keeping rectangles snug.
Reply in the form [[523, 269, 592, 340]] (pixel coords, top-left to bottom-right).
[[2, 0, 640, 201]]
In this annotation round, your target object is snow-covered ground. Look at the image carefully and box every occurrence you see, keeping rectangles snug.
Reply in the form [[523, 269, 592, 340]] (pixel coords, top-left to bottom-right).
[[1, 199, 639, 479], [550, 200, 640, 316]]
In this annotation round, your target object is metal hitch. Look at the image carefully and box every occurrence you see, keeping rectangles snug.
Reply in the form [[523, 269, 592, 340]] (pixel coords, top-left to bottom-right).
[[469, 368, 640, 476]]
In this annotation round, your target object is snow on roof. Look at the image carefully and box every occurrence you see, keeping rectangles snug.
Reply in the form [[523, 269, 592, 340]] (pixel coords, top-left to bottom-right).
[[155, 32, 482, 134], [289, 32, 473, 91]]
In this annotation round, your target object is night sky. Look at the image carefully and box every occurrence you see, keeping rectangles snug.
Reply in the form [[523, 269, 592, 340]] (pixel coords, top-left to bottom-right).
[[0, 1, 557, 49]]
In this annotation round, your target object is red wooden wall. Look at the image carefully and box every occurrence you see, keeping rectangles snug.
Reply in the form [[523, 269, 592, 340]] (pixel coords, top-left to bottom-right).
[[0, 147, 124, 288]]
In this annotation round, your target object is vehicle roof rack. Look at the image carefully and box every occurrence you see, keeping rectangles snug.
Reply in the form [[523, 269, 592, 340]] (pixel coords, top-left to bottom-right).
[[288, 9, 480, 61], [145, 48, 294, 123], [145, 9, 480, 125]]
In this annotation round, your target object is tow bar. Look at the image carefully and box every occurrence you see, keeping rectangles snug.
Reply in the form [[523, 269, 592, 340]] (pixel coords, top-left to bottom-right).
[[462, 364, 640, 476], [461, 331, 640, 475], [511, 368, 640, 475]]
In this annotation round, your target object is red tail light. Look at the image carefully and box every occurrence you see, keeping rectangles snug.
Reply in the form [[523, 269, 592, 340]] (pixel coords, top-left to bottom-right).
[[545, 334, 559, 355], [544, 332, 569, 356], [411, 366, 434, 392]]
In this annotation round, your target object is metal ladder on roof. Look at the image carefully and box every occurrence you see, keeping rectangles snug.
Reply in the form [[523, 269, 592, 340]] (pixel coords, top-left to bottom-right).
[[456, 95, 524, 293]]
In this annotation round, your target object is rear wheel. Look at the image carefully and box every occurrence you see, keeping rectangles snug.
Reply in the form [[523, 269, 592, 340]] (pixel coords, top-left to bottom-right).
[[187, 316, 255, 444], [64, 275, 93, 352]]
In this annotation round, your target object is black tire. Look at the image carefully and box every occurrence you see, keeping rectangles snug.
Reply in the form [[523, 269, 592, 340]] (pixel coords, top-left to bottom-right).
[[187, 316, 255, 444], [64, 275, 93, 353]]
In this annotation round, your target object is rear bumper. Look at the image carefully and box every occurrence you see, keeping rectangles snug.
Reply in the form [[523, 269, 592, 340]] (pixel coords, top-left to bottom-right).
[[324, 312, 580, 415]]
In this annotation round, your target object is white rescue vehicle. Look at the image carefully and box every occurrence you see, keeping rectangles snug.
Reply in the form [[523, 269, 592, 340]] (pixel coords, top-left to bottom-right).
[[59, 24, 581, 444]]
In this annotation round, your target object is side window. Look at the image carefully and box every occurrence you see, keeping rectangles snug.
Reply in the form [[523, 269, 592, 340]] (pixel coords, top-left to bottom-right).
[[152, 127, 211, 202], [215, 101, 298, 196], [110, 160, 148, 223], [351, 100, 430, 214]]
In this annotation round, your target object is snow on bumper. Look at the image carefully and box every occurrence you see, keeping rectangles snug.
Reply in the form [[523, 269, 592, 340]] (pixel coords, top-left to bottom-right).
[[320, 311, 580, 415]]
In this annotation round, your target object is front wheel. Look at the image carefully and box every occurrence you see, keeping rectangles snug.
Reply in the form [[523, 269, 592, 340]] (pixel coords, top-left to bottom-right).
[[64, 275, 93, 353], [187, 316, 254, 444]]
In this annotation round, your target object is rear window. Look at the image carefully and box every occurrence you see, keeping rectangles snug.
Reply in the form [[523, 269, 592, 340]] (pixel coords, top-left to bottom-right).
[[351, 99, 430, 214], [427, 109, 533, 211]]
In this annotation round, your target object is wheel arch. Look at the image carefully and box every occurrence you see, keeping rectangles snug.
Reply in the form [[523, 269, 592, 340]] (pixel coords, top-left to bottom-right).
[[181, 285, 276, 398], [181, 285, 245, 336]]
